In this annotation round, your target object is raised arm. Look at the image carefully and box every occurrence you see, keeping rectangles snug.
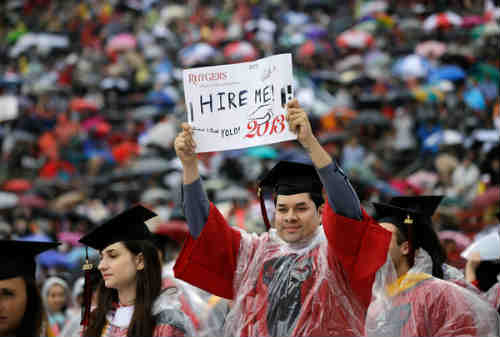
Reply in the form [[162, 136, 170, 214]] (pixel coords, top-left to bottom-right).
[[174, 123, 242, 299], [285, 100, 362, 219], [287, 100, 390, 310], [174, 123, 209, 238]]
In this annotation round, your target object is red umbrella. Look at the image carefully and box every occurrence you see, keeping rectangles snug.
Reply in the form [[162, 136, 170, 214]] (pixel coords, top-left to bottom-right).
[[472, 187, 500, 209], [155, 220, 189, 244], [336, 30, 374, 49], [69, 98, 98, 112], [106, 33, 137, 54], [423, 12, 462, 31], [461, 15, 485, 28], [112, 141, 140, 166], [2, 179, 32, 193], [58, 231, 84, 246], [297, 40, 333, 61], [415, 40, 447, 59], [223, 41, 259, 63], [18, 194, 47, 208]]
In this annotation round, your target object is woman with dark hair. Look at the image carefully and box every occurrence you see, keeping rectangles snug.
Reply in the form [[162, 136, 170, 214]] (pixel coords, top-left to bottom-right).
[[79, 205, 194, 337], [0, 240, 60, 337]]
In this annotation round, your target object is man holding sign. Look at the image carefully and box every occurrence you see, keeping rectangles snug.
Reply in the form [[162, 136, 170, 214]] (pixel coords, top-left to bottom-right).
[[173, 99, 392, 336], [174, 96, 391, 336]]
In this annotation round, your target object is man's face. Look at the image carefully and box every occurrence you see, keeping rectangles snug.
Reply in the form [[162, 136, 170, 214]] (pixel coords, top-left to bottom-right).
[[274, 193, 321, 243], [379, 222, 409, 268]]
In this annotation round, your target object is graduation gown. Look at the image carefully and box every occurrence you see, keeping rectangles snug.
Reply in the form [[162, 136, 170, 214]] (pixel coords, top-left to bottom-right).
[[366, 250, 500, 337], [174, 200, 391, 337]]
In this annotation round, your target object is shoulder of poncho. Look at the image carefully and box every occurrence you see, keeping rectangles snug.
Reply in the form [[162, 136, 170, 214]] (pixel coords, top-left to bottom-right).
[[152, 287, 182, 315], [442, 263, 465, 280], [152, 288, 193, 332]]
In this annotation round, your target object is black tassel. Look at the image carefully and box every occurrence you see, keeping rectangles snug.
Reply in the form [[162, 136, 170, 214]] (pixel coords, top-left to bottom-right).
[[81, 247, 94, 328], [258, 187, 271, 231]]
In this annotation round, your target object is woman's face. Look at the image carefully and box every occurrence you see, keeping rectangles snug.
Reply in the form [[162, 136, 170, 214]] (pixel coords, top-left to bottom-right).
[[0, 277, 28, 336], [98, 242, 143, 291], [46, 284, 66, 313]]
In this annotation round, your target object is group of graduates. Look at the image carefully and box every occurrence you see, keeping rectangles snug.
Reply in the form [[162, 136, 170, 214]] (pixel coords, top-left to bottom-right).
[[1, 100, 499, 336]]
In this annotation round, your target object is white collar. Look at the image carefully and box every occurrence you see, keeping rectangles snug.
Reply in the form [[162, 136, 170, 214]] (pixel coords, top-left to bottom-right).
[[106, 288, 182, 328]]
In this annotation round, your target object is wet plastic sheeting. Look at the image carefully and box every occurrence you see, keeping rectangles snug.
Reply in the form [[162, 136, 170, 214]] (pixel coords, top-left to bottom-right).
[[366, 250, 500, 336]]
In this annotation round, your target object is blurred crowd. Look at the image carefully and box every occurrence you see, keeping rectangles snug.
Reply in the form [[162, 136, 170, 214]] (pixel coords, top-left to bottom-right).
[[0, 0, 499, 335]]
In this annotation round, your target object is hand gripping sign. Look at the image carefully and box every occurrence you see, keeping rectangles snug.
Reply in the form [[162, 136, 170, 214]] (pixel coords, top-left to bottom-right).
[[182, 54, 296, 153]]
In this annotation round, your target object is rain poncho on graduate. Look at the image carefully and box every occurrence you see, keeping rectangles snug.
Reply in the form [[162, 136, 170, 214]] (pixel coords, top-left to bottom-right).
[[366, 249, 500, 337], [365, 201, 500, 337], [174, 161, 392, 337]]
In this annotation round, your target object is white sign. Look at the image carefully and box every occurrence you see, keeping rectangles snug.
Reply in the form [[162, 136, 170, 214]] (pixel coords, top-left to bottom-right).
[[0, 95, 19, 122], [183, 54, 296, 153]]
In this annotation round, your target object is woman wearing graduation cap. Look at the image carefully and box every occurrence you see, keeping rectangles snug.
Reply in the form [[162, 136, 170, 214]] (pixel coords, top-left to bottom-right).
[[0, 240, 60, 337], [173, 99, 392, 336], [364, 201, 500, 336], [78, 205, 194, 337]]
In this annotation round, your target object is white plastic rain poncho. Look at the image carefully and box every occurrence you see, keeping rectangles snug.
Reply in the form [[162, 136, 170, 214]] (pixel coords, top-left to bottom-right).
[[174, 200, 392, 337], [366, 249, 500, 337]]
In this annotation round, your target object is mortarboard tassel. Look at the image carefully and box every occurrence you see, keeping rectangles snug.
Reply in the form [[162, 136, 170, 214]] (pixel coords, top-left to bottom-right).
[[258, 187, 271, 231], [404, 215, 416, 268], [81, 247, 94, 328]]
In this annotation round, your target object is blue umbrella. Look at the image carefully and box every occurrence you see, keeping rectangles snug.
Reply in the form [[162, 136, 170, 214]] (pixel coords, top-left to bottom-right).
[[281, 11, 310, 25], [277, 149, 312, 164], [245, 146, 278, 159], [19, 233, 53, 242], [428, 65, 466, 83], [464, 87, 486, 111], [66, 246, 99, 265], [147, 89, 176, 108], [154, 59, 173, 75], [392, 54, 431, 79], [37, 250, 75, 269]]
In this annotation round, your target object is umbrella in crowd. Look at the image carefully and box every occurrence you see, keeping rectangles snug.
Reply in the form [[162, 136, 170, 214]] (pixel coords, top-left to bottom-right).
[[462, 231, 500, 260], [416, 40, 448, 59], [0, 192, 18, 209], [296, 40, 333, 61], [428, 65, 466, 83], [2, 178, 32, 193], [223, 41, 259, 63], [69, 98, 98, 113], [336, 30, 374, 49], [392, 54, 432, 79], [106, 33, 137, 54], [423, 12, 463, 31], [178, 43, 218, 67], [9, 33, 69, 57]]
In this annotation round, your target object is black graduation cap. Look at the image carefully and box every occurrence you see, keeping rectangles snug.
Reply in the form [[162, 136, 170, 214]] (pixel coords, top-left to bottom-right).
[[78, 205, 157, 251], [373, 197, 446, 270], [0, 240, 60, 280], [258, 161, 324, 230], [373, 202, 422, 267], [388, 195, 444, 218], [373, 202, 421, 229], [259, 161, 323, 197]]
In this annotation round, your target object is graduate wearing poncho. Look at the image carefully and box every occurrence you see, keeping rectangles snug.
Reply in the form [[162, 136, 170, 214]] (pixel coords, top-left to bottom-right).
[[365, 202, 500, 337], [173, 99, 393, 337]]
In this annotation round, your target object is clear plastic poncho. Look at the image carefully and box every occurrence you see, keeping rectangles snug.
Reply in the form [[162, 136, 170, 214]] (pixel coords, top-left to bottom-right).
[[221, 226, 367, 337], [366, 249, 500, 337]]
